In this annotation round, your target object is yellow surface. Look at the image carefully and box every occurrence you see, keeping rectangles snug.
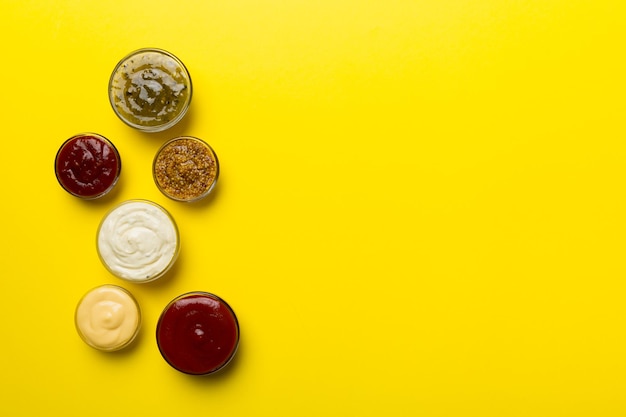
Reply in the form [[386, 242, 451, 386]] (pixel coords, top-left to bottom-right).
[[0, 1, 625, 415]]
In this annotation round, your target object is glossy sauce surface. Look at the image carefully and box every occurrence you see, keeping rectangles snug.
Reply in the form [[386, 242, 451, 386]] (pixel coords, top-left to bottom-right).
[[55, 134, 120, 198], [157, 293, 239, 375], [75, 285, 140, 351], [97, 200, 179, 283], [109, 49, 191, 131]]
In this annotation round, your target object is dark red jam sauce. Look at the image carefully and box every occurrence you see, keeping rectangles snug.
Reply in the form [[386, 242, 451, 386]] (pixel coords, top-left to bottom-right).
[[157, 292, 239, 375], [55, 133, 121, 199]]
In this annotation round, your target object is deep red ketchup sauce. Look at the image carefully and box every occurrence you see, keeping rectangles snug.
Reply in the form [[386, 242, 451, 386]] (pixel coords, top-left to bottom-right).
[[157, 292, 239, 375], [55, 133, 121, 199]]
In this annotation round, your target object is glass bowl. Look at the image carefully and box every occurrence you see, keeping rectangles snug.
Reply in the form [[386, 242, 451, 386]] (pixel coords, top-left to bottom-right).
[[75, 284, 141, 352], [96, 200, 180, 283], [108, 48, 192, 132], [156, 292, 239, 375], [153, 136, 219, 202], [55, 133, 121, 199]]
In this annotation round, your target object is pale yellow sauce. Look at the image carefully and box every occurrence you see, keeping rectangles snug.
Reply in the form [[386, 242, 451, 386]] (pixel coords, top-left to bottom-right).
[[75, 285, 140, 351]]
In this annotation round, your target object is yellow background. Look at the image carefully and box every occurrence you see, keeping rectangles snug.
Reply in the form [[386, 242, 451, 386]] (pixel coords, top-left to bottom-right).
[[1, 1, 625, 415]]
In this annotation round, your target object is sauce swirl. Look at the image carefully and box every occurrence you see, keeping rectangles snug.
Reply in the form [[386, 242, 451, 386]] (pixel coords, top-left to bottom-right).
[[55, 133, 121, 199], [75, 285, 141, 351], [97, 200, 179, 283], [109, 48, 192, 132]]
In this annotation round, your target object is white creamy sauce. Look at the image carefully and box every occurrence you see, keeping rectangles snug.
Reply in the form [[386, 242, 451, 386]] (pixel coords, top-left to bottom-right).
[[97, 200, 179, 282]]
